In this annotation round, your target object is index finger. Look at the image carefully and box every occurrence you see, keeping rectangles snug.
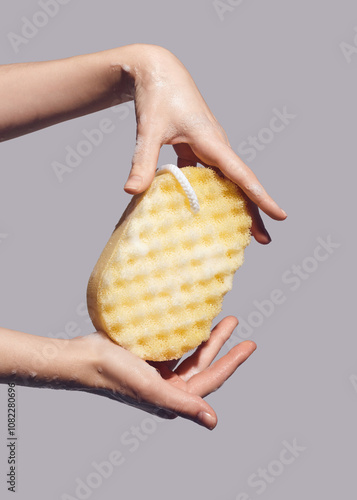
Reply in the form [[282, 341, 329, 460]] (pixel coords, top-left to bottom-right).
[[186, 340, 257, 398], [194, 141, 287, 221]]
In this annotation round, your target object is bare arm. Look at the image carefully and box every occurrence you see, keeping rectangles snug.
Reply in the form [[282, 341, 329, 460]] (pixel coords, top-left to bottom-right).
[[0, 45, 136, 141], [0, 43, 286, 238], [0, 327, 94, 389], [0, 320, 256, 430]]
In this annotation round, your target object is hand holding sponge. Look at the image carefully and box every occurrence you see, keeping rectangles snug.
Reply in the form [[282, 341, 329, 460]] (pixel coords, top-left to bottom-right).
[[87, 165, 252, 361]]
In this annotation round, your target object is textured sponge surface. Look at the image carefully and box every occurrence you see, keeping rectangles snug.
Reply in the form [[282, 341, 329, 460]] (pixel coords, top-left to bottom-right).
[[87, 166, 252, 361]]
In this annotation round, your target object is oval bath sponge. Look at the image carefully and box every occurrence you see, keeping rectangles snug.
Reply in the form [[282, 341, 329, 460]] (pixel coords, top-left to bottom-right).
[[87, 166, 252, 361]]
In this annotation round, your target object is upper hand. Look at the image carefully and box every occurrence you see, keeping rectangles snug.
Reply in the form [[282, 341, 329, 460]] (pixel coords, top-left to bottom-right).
[[123, 45, 287, 244]]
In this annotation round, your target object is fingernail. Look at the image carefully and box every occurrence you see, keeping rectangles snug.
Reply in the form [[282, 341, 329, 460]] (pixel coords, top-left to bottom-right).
[[281, 209, 288, 217], [248, 340, 257, 351], [197, 411, 216, 430], [265, 230, 272, 243], [124, 175, 142, 190]]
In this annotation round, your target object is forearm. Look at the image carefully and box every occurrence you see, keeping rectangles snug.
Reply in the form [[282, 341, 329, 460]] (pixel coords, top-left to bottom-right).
[[0, 327, 97, 390], [0, 44, 143, 141]]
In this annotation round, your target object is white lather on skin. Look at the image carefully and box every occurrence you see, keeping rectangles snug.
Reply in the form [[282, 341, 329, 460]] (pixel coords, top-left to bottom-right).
[[132, 136, 148, 164], [247, 183, 264, 199]]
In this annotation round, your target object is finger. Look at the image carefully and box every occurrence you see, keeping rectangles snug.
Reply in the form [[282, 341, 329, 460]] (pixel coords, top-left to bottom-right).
[[177, 157, 197, 168], [191, 141, 287, 221], [93, 364, 215, 428], [245, 198, 271, 244], [150, 363, 186, 391], [173, 143, 198, 168], [88, 383, 179, 420], [148, 378, 217, 430], [187, 340, 257, 398], [124, 132, 161, 194], [165, 358, 181, 371], [148, 358, 182, 374], [175, 316, 239, 381], [152, 408, 178, 420], [125, 397, 179, 420]]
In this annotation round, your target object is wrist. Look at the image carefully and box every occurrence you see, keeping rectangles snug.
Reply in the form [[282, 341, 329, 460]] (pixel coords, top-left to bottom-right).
[[0, 329, 99, 391], [114, 44, 176, 93], [48, 335, 100, 391], [105, 44, 173, 103]]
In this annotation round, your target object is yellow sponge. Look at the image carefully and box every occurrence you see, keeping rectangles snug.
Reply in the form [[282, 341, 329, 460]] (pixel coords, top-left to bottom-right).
[[87, 166, 252, 361]]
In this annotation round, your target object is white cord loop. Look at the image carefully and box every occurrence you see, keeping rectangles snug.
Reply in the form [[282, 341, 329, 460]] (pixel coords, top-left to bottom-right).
[[155, 164, 200, 214]]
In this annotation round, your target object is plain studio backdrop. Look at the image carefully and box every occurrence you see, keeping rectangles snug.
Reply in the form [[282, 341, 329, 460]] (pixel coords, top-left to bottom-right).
[[0, 1, 356, 499]]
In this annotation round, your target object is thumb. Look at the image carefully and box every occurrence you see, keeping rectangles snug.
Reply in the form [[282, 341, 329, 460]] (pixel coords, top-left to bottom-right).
[[152, 379, 218, 430], [124, 133, 161, 194]]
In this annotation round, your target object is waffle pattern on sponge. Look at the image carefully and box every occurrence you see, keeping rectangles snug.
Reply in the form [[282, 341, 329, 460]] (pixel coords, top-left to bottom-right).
[[87, 166, 252, 361]]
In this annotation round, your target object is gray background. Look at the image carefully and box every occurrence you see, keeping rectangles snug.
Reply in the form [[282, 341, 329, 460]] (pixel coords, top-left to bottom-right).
[[0, 0, 355, 498]]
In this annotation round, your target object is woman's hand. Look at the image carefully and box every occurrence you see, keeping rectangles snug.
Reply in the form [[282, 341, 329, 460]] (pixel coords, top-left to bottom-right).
[[123, 45, 287, 244], [0, 317, 254, 431], [0, 43, 286, 242], [77, 316, 256, 430]]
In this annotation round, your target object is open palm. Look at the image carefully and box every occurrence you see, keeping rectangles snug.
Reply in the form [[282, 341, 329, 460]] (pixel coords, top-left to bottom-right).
[[84, 316, 256, 430]]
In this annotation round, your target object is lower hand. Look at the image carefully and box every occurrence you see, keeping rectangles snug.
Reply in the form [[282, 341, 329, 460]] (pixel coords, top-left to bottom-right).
[[76, 316, 256, 430]]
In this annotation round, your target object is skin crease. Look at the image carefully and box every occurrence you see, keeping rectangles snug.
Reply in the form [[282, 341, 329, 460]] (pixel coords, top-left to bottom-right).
[[0, 43, 284, 428]]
